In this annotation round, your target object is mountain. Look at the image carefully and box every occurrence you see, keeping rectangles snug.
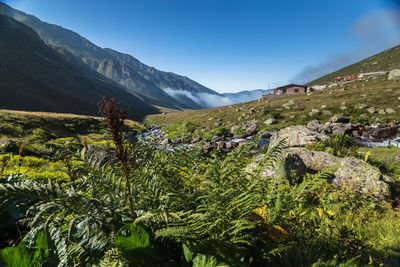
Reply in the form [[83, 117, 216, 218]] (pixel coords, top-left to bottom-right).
[[308, 45, 400, 85], [0, 2, 221, 110], [0, 15, 158, 120]]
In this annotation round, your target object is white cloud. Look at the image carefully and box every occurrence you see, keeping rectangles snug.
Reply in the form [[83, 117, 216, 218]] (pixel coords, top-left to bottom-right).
[[163, 88, 270, 108]]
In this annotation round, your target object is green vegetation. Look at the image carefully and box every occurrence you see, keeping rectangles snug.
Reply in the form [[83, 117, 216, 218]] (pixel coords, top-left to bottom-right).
[[147, 75, 400, 140], [1, 108, 400, 266]]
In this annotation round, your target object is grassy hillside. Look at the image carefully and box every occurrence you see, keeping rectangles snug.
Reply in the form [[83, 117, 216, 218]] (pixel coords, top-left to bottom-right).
[[308, 45, 400, 85], [146, 75, 400, 137], [0, 15, 158, 121], [0, 109, 143, 141]]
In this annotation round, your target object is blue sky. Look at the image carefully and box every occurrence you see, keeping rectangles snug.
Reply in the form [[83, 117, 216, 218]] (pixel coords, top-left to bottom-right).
[[2, 0, 400, 93]]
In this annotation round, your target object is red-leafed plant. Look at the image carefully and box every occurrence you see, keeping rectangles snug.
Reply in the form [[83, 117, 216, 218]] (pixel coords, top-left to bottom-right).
[[98, 96, 135, 221]]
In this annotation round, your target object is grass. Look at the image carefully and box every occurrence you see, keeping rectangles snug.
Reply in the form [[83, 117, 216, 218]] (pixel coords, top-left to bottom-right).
[[0, 109, 143, 142], [146, 76, 400, 139]]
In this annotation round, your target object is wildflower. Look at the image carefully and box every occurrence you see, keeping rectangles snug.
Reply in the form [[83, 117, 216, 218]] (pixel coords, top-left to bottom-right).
[[269, 225, 289, 242], [252, 206, 268, 223]]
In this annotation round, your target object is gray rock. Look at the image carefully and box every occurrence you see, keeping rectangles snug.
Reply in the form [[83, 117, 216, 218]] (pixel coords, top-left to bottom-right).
[[388, 69, 400, 81], [245, 124, 258, 136], [306, 120, 321, 132], [160, 138, 171, 145], [386, 108, 395, 114], [378, 109, 386, 115], [367, 107, 376, 114], [355, 103, 368, 110], [264, 118, 277, 125], [246, 151, 307, 182], [333, 157, 390, 198], [191, 137, 202, 143], [211, 136, 223, 142], [329, 114, 349, 123], [289, 147, 341, 171], [269, 125, 329, 148]]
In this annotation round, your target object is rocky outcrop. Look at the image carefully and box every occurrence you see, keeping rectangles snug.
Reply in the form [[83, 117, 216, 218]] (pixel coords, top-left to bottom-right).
[[333, 158, 390, 198], [247, 145, 390, 198], [246, 151, 307, 181], [288, 147, 341, 171], [388, 69, 400, 81], [269, 125, 329, 148]]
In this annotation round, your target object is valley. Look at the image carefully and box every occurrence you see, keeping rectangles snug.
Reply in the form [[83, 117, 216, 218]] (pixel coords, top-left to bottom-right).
[[1, 1, 400, 266]]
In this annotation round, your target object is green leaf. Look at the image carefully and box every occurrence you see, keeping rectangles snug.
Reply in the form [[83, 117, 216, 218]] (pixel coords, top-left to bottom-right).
[[115, 223, 151, 254], [115, 223, 159, 265], [182, 243, 193, 262], [193, 254, 229, 267]]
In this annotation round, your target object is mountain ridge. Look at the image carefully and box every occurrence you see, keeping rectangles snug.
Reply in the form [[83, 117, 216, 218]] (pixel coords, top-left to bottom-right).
[[0, 2, 219, 110], [0, 14, 158, 120]]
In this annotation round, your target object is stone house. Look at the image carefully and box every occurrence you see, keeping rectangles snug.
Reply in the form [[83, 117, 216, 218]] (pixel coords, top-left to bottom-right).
[[274, 84, 309, 95]]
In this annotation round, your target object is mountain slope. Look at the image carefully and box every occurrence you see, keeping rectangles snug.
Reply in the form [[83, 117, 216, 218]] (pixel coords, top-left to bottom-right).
[[0, 15, 158, 120], [308, 45, 400, 85], [0, 2, 220, 110]]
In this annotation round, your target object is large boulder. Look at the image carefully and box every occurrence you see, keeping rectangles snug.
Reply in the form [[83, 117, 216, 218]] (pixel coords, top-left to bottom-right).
[[246, 151, 307, 183], [333, 158, 390, 198], [289, 147, 341, 171], [287, 148, 390, 198], [388, 69, 400, 81], [269, 125, 329, 148]]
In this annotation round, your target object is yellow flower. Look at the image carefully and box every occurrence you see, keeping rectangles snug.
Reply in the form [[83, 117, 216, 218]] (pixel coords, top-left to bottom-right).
[[269, 225, 289, 242], [252, 206, 268, 223]]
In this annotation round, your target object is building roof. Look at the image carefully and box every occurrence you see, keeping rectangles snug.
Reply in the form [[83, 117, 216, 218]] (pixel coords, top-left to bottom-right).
[[275, 84, 307, 90]]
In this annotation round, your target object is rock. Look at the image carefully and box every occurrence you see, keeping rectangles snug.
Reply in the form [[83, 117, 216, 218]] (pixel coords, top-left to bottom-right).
[[307, 120, 322, 132], [211, 136, 223, 142], [217, 141, 225, 149], [174, 138, 183, 144], [191, 137, 202, 143], [386, 108, 395, 114], [246, 151, 307, 182], [245, 124, 258, 136], [333, 158, 390, 198], [371, 126, 399, 138], [322, 110, 332, 115], [321, 105, 327, 109], [160, 138, 171, 145], [269, 125, 329, 148], [215, 122, 222, 127], [378, 109, 386, 115], [352, 130, 361, 137], [203, 142, 213, 152], [329, 114, 349, 123], [231, 125, 240, 133], [264, 118, 277, 125], [289, 147, 341, 171], [367, 107, 376, 114], [355, 103, 368, 110], [261, 131, 273, 139], [225, 141, 238, 150], [340, 106, 347, 110], [388, 69, 400, 81]]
